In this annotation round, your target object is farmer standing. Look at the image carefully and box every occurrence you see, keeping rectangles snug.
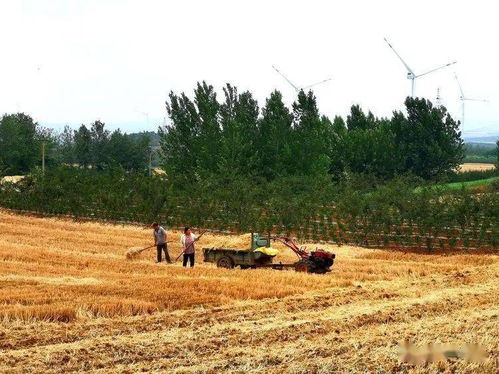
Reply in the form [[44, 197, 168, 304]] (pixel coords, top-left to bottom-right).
[[152, 223, 171, 263], [180, 226, 197, 267]]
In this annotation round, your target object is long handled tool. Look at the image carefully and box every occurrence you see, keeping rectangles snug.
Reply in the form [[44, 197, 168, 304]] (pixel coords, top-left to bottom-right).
[[125, 241, 172, 260], [175, 231, 208, 262]]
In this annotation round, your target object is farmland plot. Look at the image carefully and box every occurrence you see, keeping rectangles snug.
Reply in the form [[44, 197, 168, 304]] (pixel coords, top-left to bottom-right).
[[458, 163, 496, 172], [0, 210, 498, 373]]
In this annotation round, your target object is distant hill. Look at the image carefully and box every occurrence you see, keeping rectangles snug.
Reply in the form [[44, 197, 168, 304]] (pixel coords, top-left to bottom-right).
[[464, 135, 498, 144]]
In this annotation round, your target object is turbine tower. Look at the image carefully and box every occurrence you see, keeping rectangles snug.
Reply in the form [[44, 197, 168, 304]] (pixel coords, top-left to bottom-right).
[[272, 65, 332, 93], [454, 73, 488, 132], [436, 87, 442, 108], [384, 37, 457, 97]]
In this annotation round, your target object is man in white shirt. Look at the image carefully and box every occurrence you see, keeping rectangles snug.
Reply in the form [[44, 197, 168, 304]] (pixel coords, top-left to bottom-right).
[[180, 226, 197, 267], [152, 223, 171, 263]]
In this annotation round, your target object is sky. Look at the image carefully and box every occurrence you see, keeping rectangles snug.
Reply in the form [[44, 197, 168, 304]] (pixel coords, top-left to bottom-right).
[[0, 0, 497, 137]]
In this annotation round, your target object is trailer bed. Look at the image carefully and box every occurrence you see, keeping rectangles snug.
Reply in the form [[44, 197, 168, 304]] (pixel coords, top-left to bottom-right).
[[203, 247, 275, 268]]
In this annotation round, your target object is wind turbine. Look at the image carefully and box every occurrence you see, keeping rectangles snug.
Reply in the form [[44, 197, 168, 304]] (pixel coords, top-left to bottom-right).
[[272, 65, 332, 93], [384, 37, 457, 97], [435, 87, 442, 108], [454, 73, 488, 132]]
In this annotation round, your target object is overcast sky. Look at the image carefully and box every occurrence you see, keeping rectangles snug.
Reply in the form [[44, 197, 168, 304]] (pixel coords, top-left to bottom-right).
[[1, 0, 497, 137]]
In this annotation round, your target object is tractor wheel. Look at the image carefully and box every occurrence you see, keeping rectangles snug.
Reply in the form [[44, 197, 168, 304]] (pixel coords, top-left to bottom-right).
[[294, 259, 315, 273], [217, 257, 234, 269]]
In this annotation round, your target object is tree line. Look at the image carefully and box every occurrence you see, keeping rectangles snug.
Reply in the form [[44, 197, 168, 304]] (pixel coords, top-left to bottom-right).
[[464, 143, 498, 163], [0, 83, 488, 182], [57, 121, 151, 171], [160, 82, 465, 183], [0, 114, 152, 175]]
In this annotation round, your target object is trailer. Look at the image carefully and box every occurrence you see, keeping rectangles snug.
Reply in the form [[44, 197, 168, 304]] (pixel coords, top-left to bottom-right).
[[203, 247, 282, 269], [202, 233, 336, 274], [203, 233, 277, 269]]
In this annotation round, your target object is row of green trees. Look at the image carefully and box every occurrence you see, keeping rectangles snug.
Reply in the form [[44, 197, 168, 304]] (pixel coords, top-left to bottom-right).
[[1, 168, 496, 250], [57, 121, 151, 171], [2, 84, 491, 181], [464, 143, 498, 163], [0, 114, 151, 175], [160, 83, 465, 182]]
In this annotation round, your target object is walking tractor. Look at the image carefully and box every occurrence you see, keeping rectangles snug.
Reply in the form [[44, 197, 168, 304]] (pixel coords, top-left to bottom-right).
[[203, 233, 336, 274]]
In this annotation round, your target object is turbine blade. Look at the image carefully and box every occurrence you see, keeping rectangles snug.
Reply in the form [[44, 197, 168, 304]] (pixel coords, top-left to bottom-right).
[[302, 77, 332, 90], [464, 98, 488, 102], [384, 37, 415, 75], [454, 73, 465, 98], [272, 65, 299, 92], [416, 61, 457, 78]]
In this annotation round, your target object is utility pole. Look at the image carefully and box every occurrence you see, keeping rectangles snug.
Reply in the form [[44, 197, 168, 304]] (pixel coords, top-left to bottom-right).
[[41, 141, 46, 175]]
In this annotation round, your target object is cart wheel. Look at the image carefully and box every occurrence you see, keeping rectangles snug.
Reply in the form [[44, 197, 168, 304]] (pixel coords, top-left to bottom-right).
[[217, 257, 234, 269], [294, 259, 314, 273]]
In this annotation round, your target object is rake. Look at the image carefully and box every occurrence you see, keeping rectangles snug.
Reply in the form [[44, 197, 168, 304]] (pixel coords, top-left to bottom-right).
[[125, 242, 172, 260]]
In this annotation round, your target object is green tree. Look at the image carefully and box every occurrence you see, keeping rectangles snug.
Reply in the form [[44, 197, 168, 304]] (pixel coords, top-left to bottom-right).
[[160, 82, 221, 181], [328, 116, 347, 180], [346, 105, 377, 131], [161, 90, 201, 182], [218, 84, 259, 176], [0, 113, 47, 174], [107, 130, 150, 171], [194, 82, 221, 177], [58, 125, 75, 165], [90, 120, 110, 169], [256, 91, 293, 180], [342, 120, 402, 179], [392, 98, 464, 179], [292, 90, 331, 175], [73, 125, 92, 167]]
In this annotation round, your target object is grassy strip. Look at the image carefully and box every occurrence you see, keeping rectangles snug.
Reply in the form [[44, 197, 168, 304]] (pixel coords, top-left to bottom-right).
[[415, 177, 499, 192]]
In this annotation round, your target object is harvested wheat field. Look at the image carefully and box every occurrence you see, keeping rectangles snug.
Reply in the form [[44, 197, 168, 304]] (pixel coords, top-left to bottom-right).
[[458, 163, 496, 172], [0, 209, 498, 373], [0, 175, 24, 184]]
